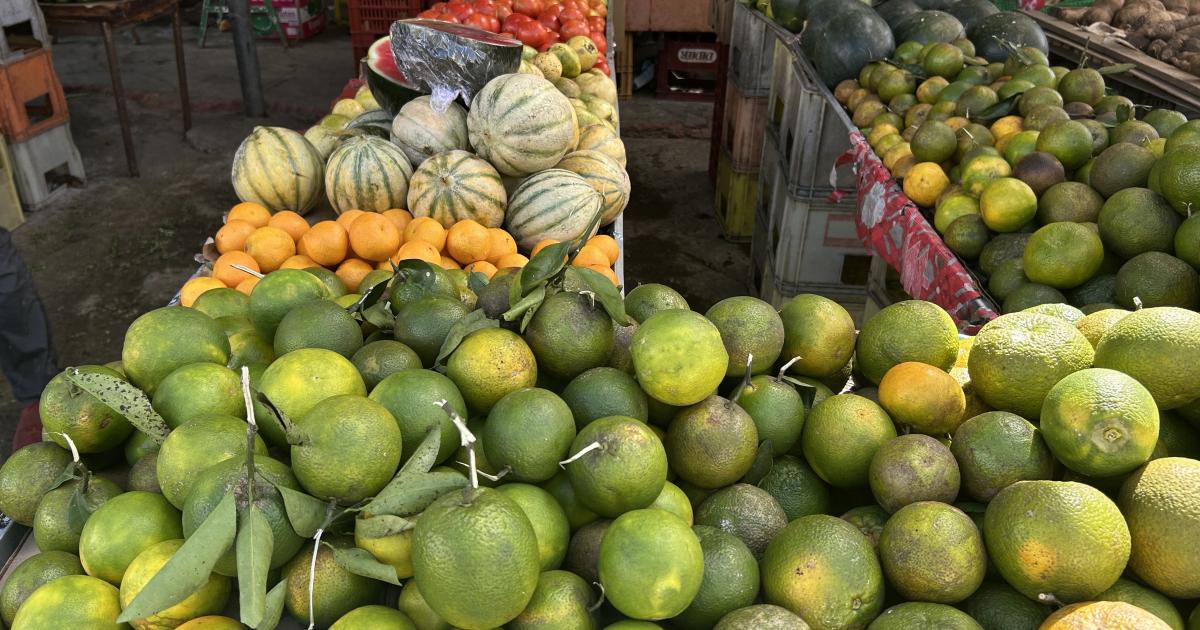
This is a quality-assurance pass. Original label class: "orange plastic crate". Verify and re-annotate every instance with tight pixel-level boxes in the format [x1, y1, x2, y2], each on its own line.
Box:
[0, 48, 69, 143]
[347, 0, 422, 36]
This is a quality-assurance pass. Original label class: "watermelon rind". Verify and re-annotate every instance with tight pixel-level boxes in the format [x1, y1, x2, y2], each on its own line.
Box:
[366, 36, 423, 117]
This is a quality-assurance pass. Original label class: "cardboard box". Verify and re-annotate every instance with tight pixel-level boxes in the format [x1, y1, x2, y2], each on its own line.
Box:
[626, 0, 712, 32]
[251, 0, 326, 40]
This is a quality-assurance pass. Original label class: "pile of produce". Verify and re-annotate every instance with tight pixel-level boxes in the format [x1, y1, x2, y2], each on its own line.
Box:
[414, 0, 611, 75]
[3, 245, 1200, 628]
[810, 0, 1200, 316]
[1057, 0, 1200, 76]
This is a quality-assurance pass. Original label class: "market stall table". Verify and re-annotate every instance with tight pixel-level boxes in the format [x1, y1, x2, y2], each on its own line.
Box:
[40, 0, 192, 177]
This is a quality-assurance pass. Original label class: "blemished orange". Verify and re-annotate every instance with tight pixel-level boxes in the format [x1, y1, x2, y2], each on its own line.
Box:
[214, 220, 257, 254]
[404, 217, 447, 251]
[244, 226, 296, 272]
[235, 276, 260, 295]
[495, 253, 529, 269]
[336, 259, 375, 291]
[486, 229, 517, 264]
[465, 260, 498, 279]
[279, 254, 318, 270]
[348, 213, 402, 262]
[446, 220, 492, 264]
[531, 239, 560, 256]
[382, 209, 414, 235]
[395, 240, 441, 265]
[212, 251, 261, 287]
[227, 202, 271, 228]
[299, 221, 349, 267]
[439, 256, 462, 270]
[180, 277, 226, 307]
[586, 264, 620, 286]
[587, 234, 620, 265]
[336, 209, 366, 232]
[571, 244, 609, 268]
[268, 210, 310, 241]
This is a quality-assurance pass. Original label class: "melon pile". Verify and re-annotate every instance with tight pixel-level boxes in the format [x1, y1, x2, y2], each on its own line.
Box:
[229, 55, 629, 259]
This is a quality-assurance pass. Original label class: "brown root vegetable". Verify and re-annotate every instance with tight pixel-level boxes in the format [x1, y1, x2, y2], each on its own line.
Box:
[1115, 0, 1165, 27]
[1137, 13, 1182, 39]
[1057, 6, 1092, 22]
[1163, 0, 1190, 12]
[1086, 0, 1128, 23]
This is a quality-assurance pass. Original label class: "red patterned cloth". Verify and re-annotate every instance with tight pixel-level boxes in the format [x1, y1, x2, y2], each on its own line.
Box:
[843, 130, 999, 334]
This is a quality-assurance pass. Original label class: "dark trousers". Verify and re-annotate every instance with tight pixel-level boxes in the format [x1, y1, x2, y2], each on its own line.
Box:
[0, 227, 58, 404]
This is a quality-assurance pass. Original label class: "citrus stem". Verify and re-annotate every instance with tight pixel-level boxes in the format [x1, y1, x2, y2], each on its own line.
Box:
[307, 527, 324, 630]
[437, 400, 479, 490]
[1133, 296, 1143, 310]
[777, 356, 802, 380]
[240, 366, 258, 504]
[231, 263, 265, 279]
[53, 432, 81, 464]
[729, 353, 755, 406]
[588, 582, 606, 613]
[1037, 592, 1064, 607]
[559, 441, 602, 468]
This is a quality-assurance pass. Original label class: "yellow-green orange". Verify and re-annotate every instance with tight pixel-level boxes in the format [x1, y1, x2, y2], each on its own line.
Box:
[649, 481, 694, 525]
[1038, 181, 1103, 224]
[869, 435, 960, 514]
[248, 268, 328, 338]
[777, 294, 856, 379]
[413, 487, 540, 629]
[878, 362, 967, 435]
[912, 121, 958, 163]
[1041, 368, 1159, 478]
[11, 575, 124, 630]
[282, 538, 384, 628]
[666, 395, 759, 489]
[561, 367, 649, 428]
[984, 480, 1130, 603]
[122, 306, 231, 395]
[259, 347, 367, 421]
[1155, 144, 1200, 215]
[33, 477, 122, 553]
[624, 284, 688, 323]
[951, 411, 1056, 502]
[1094, 578, 1186, 630]
[274, 298, 364, 358]
[967, 312, 1094, 419]
[447, 327, 537, 413]
[631, 309, 728, 406]
[1042, 601, 1173, 630]
[705, 296, 785, 377]
[1097, 187, 1181, 260]
[484, 388, 576, 482]
[564, 416, 667, 517]
[599, 509, 704, 620]
[734, 375, 806, 454]
[1037, 120, 1094, 170]
[673, 525, 760, 630]
[1119, 457, 1200, 598]
[355, 514, 416, 579]
[291, 394, 401, 504]
[507, 570, 594, 630]
[1175, 214, 1200, 269]
[713, 605, 809, 629]
[157, 413, 266, 508]
[1094, 307, 1200, 409]
[79, 491, 183, 585]
[980, 177, 1037, 232]
[39, 365, 133, 452]
[1023, 222, 1104, 289]
[879, 502, 985, 604]
[330, 606, 417, 630]
[903, 162, 950, 207]
[0, 442, 72, 526]
[694, 484, 787, 560]
[119, 539, 231, 630]
[0, 551, 85, 627]
[868, 602, 983, 629]
[1076, 309, 1128, 348]
[151, 362, 244, 429]
[855, 300, 959, 384]
[368, 368, 465, 465]
[497, 483, 571, 571]
[801, 394, 897, 488]
[524, 290, 614, 382]
[959, 581, 1051, 630]
[350, 339, 422, 390]
[1115, 252, 1199, 310]
[761, 515, 884, 629]
[934, 192, 979, 234]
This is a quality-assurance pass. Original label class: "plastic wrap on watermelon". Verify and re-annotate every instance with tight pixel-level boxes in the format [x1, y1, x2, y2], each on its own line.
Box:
[389, 19, 523, 112]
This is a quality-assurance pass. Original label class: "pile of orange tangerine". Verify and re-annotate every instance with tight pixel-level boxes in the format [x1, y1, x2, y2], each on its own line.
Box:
[180, 202, 622, 306]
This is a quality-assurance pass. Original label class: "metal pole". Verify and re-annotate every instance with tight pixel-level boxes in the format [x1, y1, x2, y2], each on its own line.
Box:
[228, 0, 266, 117]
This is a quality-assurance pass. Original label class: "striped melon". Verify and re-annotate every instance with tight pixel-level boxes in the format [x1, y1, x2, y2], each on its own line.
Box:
[554, 150, 630, 226]
[231, 126, 324, 215]
[467, 73, 578, 177]
[407, 150, 507, 228]
[324, 135, 413, 214]
[505, 169, 604, 251]
[390, 96, 470, 168]
[576, 124, 627, 168]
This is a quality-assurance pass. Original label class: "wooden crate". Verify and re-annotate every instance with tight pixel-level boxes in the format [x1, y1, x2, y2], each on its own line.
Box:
[722, 81, 768, 171]
[714, 147, 757, 242]
[616, 32, 634, 99]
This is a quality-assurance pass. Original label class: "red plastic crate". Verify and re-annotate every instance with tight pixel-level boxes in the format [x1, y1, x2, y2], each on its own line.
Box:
[348, 0, 422, 36]
[352, 30, 379, 66]
[656, 35, 721, 101]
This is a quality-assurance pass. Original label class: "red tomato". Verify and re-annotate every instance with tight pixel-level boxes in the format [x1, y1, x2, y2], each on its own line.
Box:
[494, 4, 511, 19]
[470, 0, 493, 12]
[512, 0, 543, 17]
[558, 6, 584, 21]
[543, 30, 560, 45]
[587, 15, 605, 32]
[446, 3, 474, 19]
[537, 9, 561, 31]
[429, 1, 449, 9]
[559, 18, 589, 39]
[464, 12, 492, 30]
[593, 60, 609, 76]
[417, 8, 444, 18]
[502, 11, 531, 31]
[589, 31, 606, 52]
[514, 20, 547, 48]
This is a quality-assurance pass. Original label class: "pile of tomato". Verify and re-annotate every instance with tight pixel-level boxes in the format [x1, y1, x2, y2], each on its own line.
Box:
[417, 0, 610, 73]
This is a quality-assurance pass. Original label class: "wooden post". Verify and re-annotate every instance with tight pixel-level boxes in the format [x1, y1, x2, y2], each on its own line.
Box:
[227, 0, 266, 117]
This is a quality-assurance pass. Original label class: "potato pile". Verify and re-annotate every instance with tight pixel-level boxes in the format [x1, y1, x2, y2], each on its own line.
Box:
[1058, 0, 1200, 75]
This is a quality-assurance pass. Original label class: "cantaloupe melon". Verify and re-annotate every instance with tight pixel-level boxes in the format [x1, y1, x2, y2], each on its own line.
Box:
[390, 96, 470, 168]
[554, 150, 630, 226]
[324, 135, 413, 214]
[407, 150, 507, 228]
[231, 126, 324, 215]
[467, 73, 578, 177]
[505, 169, 604, 251]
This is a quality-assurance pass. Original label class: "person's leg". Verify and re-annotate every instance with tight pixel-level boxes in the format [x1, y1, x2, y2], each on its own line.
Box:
[0, 227, 59, 450]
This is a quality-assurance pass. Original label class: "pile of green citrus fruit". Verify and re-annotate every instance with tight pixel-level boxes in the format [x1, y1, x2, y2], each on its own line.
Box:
[0, 244, 1197, 630]
[840, 36, 1200, 317]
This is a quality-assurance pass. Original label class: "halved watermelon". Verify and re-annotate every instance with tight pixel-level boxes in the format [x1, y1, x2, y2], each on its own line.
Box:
[366, 35, 422, 116]
[389, 19, 523, 109]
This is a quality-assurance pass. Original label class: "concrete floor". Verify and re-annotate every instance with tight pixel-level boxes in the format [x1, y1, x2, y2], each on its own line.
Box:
[0, 19, 750, 451]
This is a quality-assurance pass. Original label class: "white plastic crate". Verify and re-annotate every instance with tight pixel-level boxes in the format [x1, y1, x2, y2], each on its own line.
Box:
[728, 3, 793, 98]
[0, 0, 48, 62]
[770, 49, 856, 193]
[9, 121, 85, 210]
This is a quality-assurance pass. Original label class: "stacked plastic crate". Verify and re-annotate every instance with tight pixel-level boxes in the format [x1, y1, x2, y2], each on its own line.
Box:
[750, 40, 889, 324]
[711, 3, 787, 242]
[0, 0, 84, 217]
[348, 0, 423, 66]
